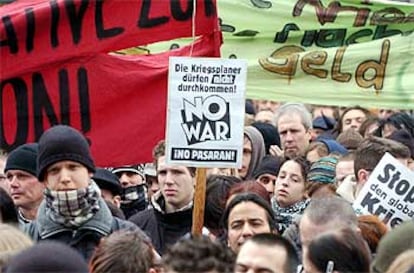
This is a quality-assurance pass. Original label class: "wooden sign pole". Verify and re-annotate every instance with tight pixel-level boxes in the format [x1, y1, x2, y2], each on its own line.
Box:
[191, 167, 207, 236]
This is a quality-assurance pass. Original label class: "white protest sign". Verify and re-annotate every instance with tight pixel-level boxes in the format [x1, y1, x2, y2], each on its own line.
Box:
[165, 57, 247, 168]
[353, 152, 414, 228]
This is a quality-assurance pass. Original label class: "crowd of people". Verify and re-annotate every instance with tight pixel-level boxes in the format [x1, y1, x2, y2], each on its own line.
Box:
[0, 100, 413, 273]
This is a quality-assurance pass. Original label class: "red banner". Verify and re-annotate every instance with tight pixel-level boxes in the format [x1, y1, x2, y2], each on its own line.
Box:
[0, 0, 221, 166]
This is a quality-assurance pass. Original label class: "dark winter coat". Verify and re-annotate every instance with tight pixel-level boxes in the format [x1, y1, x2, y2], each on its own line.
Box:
[23, 198, 137, 261]
[129, 193, 193, 255]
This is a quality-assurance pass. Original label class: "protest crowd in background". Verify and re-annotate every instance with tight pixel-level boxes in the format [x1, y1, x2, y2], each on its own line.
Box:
[1, 0, 414, 272]
[1, 99, 414, 273]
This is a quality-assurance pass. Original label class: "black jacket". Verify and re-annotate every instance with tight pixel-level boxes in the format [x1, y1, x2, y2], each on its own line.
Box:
[129, 193, 193, 255]
[24, 198, 138, 261]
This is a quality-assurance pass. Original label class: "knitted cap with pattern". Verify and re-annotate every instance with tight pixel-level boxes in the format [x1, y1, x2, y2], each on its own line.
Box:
[307, 156, 339, 184]
[111, 164, 145, 179]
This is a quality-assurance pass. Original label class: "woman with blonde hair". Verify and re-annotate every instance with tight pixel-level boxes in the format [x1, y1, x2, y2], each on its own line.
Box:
[0, 224, 33, 270]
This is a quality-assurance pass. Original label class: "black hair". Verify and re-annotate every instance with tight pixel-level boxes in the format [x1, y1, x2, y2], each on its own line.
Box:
[248, 233, 299, 273]
[204, 175, 241, 234]
[307, 228, 370, 273]
[375, 112, 414, 138]
[221, 192, 276, 232]
[0, 187, 18, 224]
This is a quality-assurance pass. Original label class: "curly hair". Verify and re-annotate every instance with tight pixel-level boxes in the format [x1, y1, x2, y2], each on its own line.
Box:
[162, 236, 235, 273]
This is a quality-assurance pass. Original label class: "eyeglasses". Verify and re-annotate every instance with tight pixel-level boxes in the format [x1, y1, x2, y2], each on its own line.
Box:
[297, 261, 335, 273]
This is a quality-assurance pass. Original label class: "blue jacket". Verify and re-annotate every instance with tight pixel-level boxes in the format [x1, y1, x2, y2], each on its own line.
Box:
[23, 198, 137, 261]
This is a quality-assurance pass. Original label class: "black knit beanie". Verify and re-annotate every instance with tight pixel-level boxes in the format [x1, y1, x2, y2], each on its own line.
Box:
[253, 155, 283, 179]
[4, 143, 38, 177]
[93, 168, 122, 196]
[37, 125, 95, 181]
[5, 241, 88, 273]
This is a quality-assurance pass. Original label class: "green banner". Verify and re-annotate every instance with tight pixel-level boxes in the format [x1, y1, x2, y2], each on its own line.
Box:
[150, 0, 414, 109]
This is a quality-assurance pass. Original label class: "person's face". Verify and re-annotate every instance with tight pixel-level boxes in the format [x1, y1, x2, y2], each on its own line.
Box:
[306, 149, 321, 164]
[382, 123, 397, 137]
[100, 188, 121, 207]
[235, 241, 287, 273]
[227, 201, 272, 253]
[0, 157, 8, 193]
[335, 160, 354, 185]
[44, 160, 91, 190]
[408, 159, 414, 171]
[256, 174, 277, 197]
[277, 113, 311, 159]
[6, 169, 45, 209]
[378, 109, 397, 120]
[341, 109, 366, 132]
[146, 175, 159, 199]
[239, 136, 252, 179]
[256, 100, 280, 113]
[157, 156, 194, 211]
[117, 171, 144, 188]
[254, 110, 275, 125]
[275, 160, 306, 207]
[310, 128, 325, 142]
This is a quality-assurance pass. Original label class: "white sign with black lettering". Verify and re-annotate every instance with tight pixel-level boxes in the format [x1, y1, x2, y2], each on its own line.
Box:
[353, 153, 414, 228]
[165, 57, 247, 168]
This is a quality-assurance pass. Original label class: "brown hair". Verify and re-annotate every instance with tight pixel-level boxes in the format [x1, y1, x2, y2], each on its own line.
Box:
[227, 180, 270, 204]
[306, 141, 329, 158]
[336, 106, 372, 134]
[306, 182, 337, 198]
[89, 230, 155, 273]
[358, 214, 388, 254]
[152, 140, 196, 176]
[354, 136, 411, 177]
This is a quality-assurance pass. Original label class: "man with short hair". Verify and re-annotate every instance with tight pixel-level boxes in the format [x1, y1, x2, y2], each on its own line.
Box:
[93, 168, 122, 208]
[273, 103, 312, 159]
[354, 136, 411, 198]
[129, 140, 195, 255]
[144, 163, 159, 201]
[111, 164, 148, 218]
[163, 236, 235, 273]
[299, 196, 359, 261]
[235, 233, 299, 273]
[24, 125, 137, 260]
[4, 143, 45, 224]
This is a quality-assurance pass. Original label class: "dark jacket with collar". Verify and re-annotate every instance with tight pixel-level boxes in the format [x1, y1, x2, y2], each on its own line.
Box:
[129, 193, 193, 255]
[23, 198, 137, 261]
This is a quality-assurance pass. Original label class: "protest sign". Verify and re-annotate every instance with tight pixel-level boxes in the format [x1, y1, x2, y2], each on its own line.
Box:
[353, 152, 414, 228]
[149, 0, 414, 109]
[1, 0, 221, 166]
[165, 57, 247, 168]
